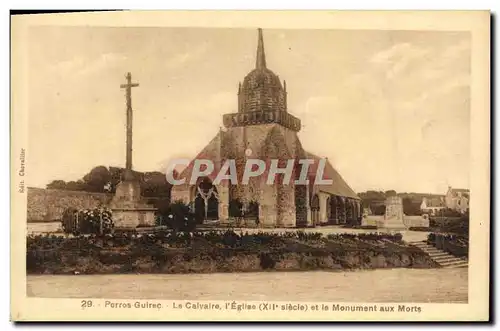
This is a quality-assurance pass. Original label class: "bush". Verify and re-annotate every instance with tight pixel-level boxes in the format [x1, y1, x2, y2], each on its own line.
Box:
[326, 232, 403, 243]
[61, 207, 79, 234]
[79, 208, 114, 235]
[296, 231, 322, 241]
[409, 227, 430, 232]
[228, 200, 243, 218]
[157, 200, 197, 232]
[340, 224, 377, 230]
[429, 216, 469, 236]
[246, 201, 259, 219]
[62, 207, 114, 235]
[427, 232, 468, 257]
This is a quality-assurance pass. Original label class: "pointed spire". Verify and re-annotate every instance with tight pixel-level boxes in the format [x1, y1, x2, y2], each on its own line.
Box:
[256, 28, 267, 70]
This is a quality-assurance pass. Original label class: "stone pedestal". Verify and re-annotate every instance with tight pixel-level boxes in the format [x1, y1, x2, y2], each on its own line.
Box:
[382, 196, 406, 230]
[110, 179, 157, 228]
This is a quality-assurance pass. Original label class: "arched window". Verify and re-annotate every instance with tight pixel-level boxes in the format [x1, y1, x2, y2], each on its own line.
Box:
[194, 177, 219, 222]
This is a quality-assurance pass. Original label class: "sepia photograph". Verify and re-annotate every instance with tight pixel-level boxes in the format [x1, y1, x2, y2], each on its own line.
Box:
[10, 10, 490, 321]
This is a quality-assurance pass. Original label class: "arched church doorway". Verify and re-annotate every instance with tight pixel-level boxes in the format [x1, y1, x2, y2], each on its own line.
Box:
[311, 194, 320, 226]
[193, 177, 219, 223]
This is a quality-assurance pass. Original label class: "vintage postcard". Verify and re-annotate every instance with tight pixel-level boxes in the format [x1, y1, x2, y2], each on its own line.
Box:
[11, 10, 490, 321]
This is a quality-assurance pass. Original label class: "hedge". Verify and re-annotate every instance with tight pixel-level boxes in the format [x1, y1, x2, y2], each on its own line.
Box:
[26, 230, 435, 274]
[427, 233, 468, 257]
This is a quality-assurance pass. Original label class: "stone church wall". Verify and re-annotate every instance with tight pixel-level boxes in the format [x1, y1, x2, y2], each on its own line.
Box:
[258, 181, 278, 227]
[276, 184, 296, 227]
[318, 192, 330, 224]
[294, 184, 308, 227]
[170, 184, 191, 205]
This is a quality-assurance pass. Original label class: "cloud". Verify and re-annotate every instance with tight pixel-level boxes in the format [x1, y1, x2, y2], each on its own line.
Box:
[370, 43, 413, 64]
[442, 38, 471, 59]
[48, 52, 128, 78]
[302, 96, 338, 116]
[49, 57, 85, 75]
[74, 53, 128, 76]
[370, 42, 431, 80]
[207, 91, 235, 111]
[401, 72, 470, 110]
[165, 42, 209, 70]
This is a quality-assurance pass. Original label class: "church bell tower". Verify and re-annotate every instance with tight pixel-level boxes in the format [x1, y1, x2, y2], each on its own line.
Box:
[224, 28, 301, 132]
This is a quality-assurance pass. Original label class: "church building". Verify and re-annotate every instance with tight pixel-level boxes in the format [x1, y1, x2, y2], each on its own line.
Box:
[171, 29, 361, 228]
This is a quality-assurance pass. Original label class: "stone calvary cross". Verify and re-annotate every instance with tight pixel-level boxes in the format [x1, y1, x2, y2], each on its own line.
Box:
[120, 72, 139, 181]
[111, 72, 156, 230]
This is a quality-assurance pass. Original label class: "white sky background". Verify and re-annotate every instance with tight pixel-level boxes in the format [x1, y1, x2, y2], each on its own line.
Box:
[27, 27, 470, 194]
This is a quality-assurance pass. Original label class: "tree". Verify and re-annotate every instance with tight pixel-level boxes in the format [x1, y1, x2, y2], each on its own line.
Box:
[142, 171, 172, 197]
[385, 190, 397, 197]
[372, 205, 386, 216]
[402, 197, 422, 215]
[108, 167, 124, 193]
[65, 180, 88, 191]
[44, 165, 175, 197]
[83, 166, 111, 192]
[46, 180, 67, 190]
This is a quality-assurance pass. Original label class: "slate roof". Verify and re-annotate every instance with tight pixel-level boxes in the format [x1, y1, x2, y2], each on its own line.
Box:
[305, 152, 359, 199]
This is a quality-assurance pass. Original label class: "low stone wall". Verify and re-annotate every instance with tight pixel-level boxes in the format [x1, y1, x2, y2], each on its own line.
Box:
[362, 216, 384, 227]
[362, 215, 429, 229]
[27, 187, 113, 222]
[404, 216, 429, 228]
[27, 221, 62, 234]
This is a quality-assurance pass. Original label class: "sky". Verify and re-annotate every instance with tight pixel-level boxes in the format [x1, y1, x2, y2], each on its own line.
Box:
[27, 27, 470, 194]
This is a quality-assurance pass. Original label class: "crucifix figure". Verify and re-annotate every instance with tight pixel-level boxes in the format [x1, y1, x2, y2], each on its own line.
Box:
[120, 72, 139, 181]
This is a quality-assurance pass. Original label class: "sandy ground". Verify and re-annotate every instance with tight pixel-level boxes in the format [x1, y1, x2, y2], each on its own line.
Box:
[27, 268, 467, 303]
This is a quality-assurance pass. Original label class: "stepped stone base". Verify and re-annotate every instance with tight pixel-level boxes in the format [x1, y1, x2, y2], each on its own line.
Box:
[377, 217, 407, 230]
[111, 208, 156, 228]
[110, 180, 157, 228]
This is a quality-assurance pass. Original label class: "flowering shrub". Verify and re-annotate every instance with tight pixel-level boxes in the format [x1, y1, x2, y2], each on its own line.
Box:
[81, 207, 113, 234]
[27, 230, 407, 254]
[296, 231, 322, 241]
[326, 232, 403, 242]
[61, 207, 113, 235]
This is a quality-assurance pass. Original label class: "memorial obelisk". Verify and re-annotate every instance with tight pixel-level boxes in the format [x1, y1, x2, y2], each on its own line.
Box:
[110, 72, 156, 228]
